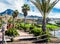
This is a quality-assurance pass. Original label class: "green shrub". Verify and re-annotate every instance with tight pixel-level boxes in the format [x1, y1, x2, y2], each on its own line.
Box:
[20, 23, 32, 30]
[30, 24, 37, 30]
[30, 27, 42, 36]
[20, 23, 25, 28]
[0, 24, 2, 28]
[15, 23, 21, 30]
[5, 28, 19, 37]
[46, 30, 51, 41]
[23, 24, 32, 31]
[8, 19, 12, 23]
[25, 24, 31, 29]
[30, 26, 34, 29]
[42, 29, 51, 41]
[30, 27, 51, 41]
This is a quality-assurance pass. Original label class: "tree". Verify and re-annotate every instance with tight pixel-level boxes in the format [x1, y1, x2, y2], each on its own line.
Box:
[22, 4, 30, 23]
[31, 0, 59, 32]
[12, 10, 19, 28]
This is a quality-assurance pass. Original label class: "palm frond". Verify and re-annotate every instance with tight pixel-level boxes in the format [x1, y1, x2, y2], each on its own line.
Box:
[47, 0, 59, 13]
[22, 4, 30, 11]
[45, 0, 50, 13]
[30, 0, 59, 15]
[48, 0, 50, 4]
[30, 0, 43, 14]
[36, 0, 41, 5]
[41, 0, 47, 12]
[12, 10, 19, 18]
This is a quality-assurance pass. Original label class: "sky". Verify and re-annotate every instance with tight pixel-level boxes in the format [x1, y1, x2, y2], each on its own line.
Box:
[0, 0, 60, 18]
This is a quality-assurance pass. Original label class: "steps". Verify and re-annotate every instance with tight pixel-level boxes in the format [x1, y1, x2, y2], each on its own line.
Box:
[14, 35, 36, 41]
[0, 35, 11, 42]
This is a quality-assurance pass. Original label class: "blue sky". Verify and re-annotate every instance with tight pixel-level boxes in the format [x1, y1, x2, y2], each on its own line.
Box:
[0, 0, 60, 18]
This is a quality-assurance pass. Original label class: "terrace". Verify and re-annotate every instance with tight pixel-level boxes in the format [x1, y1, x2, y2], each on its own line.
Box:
[0, 0, 60, 44]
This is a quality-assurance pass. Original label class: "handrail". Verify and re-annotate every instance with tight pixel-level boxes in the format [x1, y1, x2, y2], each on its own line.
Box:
[36, 34, 48, 39]
[36, 34, 47, 38]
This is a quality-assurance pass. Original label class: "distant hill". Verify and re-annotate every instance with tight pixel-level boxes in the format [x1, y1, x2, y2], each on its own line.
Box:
[0, 9, 14, 16]
[0, 9, 42, 19]
[27, 15, 42, 19]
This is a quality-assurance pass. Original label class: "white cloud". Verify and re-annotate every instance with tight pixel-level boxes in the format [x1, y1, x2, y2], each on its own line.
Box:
[27, 11, 60, 18]
[0, 2, 15, 12]
[6, 0, 14, 4]
[0, 2, 7, 12]
[14, 0, 24, 13]
[28, 11, 42, 16]
[0, 0, 24, 12]
[54, 1, 60, 8]
[48, 12, 60, 18]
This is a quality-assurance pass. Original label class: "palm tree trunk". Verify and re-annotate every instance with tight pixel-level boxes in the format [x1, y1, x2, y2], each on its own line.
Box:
[13, 18, 15, 28]
[42, 13, 48, 42]
[24, 16, 26, 24]
[42, 13, 46, 32]
[24, 16, 26, 32]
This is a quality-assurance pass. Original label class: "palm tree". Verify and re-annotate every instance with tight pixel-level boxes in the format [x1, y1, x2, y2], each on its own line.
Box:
[12, 10, 19, 28]
[22, 4, 30, 23]
[31, 0, 59, 32]
[9, 10, 19, 41]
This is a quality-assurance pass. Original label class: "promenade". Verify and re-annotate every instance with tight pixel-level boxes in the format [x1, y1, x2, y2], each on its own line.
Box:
[0, 29, 35, 44]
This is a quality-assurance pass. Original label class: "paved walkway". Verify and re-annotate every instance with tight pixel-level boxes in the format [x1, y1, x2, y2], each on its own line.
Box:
[0, 29, 35, 41]
[1, 29, 60, 44]
[50, 37, 60, 43]
[14, 30, 35, 40]
[17, 30, 33, 36]
[0, 29, 35, 44]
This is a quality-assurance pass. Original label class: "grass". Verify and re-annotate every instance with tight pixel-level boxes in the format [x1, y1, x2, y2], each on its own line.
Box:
[38, 23, 60, 30]
[46, 24, 60, 30]
[5, 22, 60, 31]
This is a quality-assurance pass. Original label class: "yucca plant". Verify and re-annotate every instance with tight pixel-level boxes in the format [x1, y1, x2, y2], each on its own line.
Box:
[12, 10, 19, 28]
[5, 28, 19, 42]
[31, 0, 59, 32]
